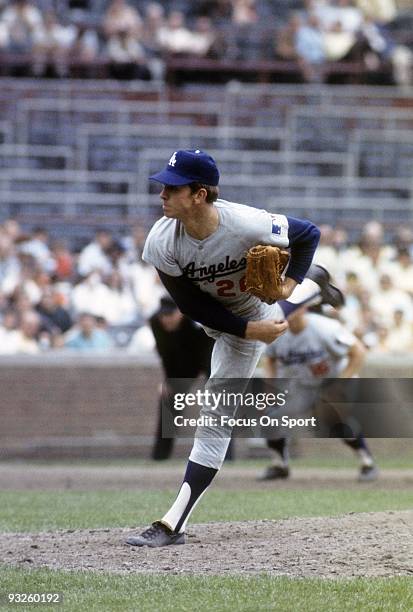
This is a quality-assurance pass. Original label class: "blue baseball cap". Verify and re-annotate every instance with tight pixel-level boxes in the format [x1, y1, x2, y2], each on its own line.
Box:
[149, 149, 220, 186]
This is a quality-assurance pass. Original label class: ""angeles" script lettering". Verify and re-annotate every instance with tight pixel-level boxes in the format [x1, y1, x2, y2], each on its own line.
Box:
[183, 256, 247, 282]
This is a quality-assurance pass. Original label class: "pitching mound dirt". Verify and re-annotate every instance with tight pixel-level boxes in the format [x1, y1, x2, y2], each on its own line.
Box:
[1, 511, 412, 578]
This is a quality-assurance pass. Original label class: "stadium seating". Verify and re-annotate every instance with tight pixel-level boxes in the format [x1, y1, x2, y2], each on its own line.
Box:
[0, 79, 412, 238]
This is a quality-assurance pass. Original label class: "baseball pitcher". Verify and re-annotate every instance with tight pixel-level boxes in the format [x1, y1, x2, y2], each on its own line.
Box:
[126, 149, 342, 547]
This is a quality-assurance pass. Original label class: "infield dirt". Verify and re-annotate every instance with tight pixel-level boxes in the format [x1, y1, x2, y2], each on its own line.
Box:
[0, 511, 412, 577]
[0, 463, 413, 578]
[1, 464, 412, 578]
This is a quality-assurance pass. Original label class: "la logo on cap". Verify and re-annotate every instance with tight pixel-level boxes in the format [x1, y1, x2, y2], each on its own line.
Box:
[150, 148, 219, 186]
[168, 152, 177, 167]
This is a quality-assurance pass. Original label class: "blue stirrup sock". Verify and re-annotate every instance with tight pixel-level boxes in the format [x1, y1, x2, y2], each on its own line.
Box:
[343, 435, 374, 466]
[161, 460, 218, 533]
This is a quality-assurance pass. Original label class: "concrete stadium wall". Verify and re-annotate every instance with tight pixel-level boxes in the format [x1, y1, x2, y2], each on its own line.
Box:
[0, 353, 412, 460]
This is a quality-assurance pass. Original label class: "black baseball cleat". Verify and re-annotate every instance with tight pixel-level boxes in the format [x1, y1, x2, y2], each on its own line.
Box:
[258, 465, 290, 481]
[306, 264, 345, 308]
[125, 521, 185, 547]
[358, 465, 379, 482]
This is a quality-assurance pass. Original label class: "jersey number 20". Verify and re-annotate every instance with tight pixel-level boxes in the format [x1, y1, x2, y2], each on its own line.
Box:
[216, 276, 247, 297]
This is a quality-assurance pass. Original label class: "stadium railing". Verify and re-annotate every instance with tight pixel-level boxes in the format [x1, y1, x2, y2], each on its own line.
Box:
[1, 80, 413, 233]
[0, 144, 74, 170]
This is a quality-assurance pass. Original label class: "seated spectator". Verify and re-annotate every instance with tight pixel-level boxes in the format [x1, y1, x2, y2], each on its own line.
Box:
[71, 271, 111, 319]
[296, 14, 326, 68]
[32, 10, 76, 77]
[393, 226, 413, 258]
[12, 256, 44, 305]
[191, 17, 218, 57]
[101, 270, 140, 326]
[64, 312, 113, 351]
[0, 309, 19, 354]
[275, 14, 301, 62]
[2, 218, 22, 242]
[382, 309, 413, 352]
[77, 229, 113, 277]
[140, 2, 165, 78]
[8, 310, 41, 354]
[344, 221, 393, 291]
[50, 240, 74, 281]
[103, 0, 143, 38]
[231, 0, 258, 25]
[323, 20, 360, 63]
[275, 13, 326, 81]
[19, 227, 56, 274]
[391, 248, 413, 297]
[69, 22, 100, 77]
[334, 0, 364, 32]
[1, 0, 44, 76]
[370, 273, 412, 326]
[141, 2, 165, 54]
[309, 0, 363, 33]
[359, 220, 388, 251]
[106, 28, 151, 80]
[157, 11, 194, 55]
[36, 287, 73, 333]
[106, 240, 129, 276]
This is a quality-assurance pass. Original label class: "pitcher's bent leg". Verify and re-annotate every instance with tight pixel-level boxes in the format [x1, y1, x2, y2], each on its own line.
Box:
[189, 333, 265, 469]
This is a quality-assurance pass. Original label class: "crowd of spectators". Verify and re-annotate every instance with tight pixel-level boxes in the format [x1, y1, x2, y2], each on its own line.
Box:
[276, 0, 412, 84]
[0, 219, 164, 354]
[0, 217, 412, 356]
[314, 220, 413, 352]
[0, 0, 411, 84]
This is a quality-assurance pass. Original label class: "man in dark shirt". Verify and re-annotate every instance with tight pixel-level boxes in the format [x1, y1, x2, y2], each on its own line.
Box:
[150, 296, 214, 460]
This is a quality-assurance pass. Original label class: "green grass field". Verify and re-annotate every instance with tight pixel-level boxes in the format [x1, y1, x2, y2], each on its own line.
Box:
[1, 488, 413, 532]
[22, 453, 413, 470]
[1, 569, 412, 612]
[1, 459, 412, 611]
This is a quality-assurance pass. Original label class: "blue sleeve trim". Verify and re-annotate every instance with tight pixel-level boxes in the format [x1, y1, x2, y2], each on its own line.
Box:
[157, 270, 248, 338]
[286, 217, 321, 283]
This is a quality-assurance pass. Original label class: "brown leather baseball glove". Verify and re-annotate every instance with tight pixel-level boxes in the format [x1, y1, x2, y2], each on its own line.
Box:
[245, 245, 290, 304]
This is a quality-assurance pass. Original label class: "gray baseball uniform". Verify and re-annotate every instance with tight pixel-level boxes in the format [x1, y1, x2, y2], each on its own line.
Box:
[143, 199, 290, 318]
[144, 199, 320, 468]
[266, 312, 357, 415]
[126, 150, 322, 543]
[266, 313, 356, 380]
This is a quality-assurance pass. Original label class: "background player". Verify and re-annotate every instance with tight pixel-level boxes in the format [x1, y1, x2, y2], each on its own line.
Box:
[260, 305, 378, 482]
[148, 296, 215, 461]
[126, 149, 341, 547]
